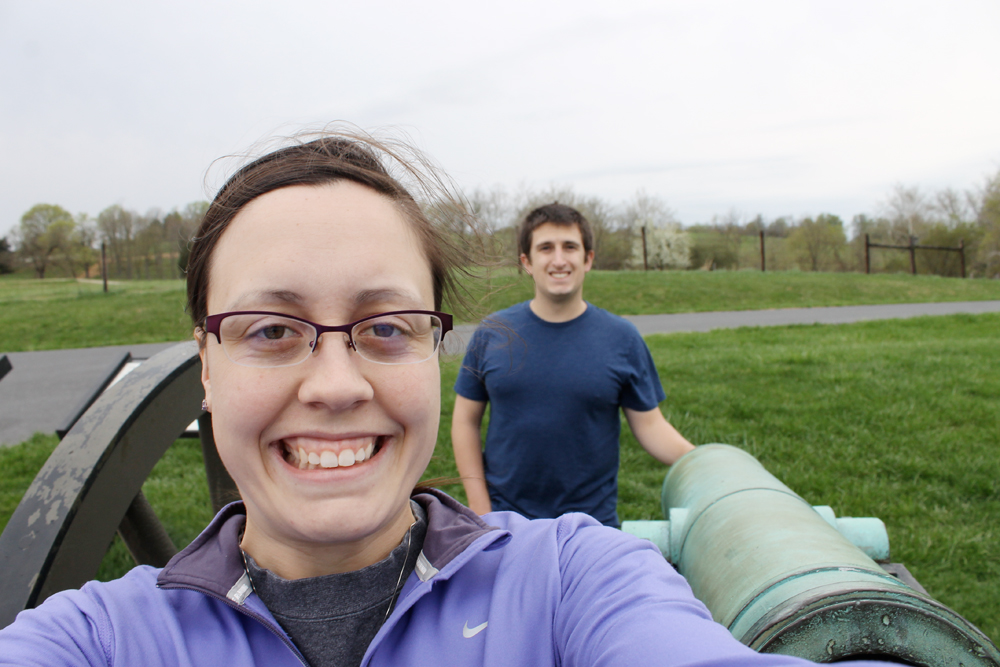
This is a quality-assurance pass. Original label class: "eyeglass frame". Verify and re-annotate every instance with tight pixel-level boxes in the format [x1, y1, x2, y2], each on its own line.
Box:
[202, 309, 454, 367]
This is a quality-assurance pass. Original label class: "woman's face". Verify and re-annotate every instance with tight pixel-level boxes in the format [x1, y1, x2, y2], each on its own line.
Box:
[199, 181, 440, 576]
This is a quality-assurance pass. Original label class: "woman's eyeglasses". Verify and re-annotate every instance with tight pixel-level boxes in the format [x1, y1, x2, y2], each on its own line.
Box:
[203, 310, 453, 368]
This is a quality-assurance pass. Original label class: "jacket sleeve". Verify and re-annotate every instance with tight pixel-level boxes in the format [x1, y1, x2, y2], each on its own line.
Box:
[552, 519, 883, 667]
[0, 587, 114, 667]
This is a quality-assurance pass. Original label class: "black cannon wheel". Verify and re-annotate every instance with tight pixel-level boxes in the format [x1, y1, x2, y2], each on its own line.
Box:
[0, 342, 236, 628]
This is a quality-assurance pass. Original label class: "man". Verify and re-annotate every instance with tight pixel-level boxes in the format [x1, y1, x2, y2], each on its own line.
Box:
[452, 203, 694, 527]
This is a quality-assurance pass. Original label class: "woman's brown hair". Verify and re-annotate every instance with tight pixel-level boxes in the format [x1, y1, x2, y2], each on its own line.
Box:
[186, 130, 482, 331]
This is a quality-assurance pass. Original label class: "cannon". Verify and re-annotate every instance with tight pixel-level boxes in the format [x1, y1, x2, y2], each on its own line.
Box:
[622, 444, 1000, 666]
[0, 342, 238, 628]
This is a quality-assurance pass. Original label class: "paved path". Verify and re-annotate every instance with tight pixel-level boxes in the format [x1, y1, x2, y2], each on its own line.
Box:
[622, 300, 1000, 335]
[0, 342, 182, 447]
[3, 300, 999, 447]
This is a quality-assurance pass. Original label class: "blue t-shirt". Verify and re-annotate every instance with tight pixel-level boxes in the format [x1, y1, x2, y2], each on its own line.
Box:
[454, 302, 666, 526]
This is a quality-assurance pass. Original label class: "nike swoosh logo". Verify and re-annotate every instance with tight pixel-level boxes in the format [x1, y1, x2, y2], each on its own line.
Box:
[462, 620, 488, 638]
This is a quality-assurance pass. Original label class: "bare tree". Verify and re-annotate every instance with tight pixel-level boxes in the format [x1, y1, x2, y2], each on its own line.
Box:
[97, 205, 139, 279]
[468, 186, 516, 232]
[880, 185, 934, 242]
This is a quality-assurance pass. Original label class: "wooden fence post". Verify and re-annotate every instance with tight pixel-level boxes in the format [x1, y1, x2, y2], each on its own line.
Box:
[759, 230, 765, 272]
[909, 236, 917, 275]
[101, 243, 108, 293]
[641, 226, 648, 271]
[865, 234, 870, 274]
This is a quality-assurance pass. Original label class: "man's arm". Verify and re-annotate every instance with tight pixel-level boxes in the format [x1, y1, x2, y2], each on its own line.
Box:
[451, 395, 493, 514]
[623, 407, 695, 465]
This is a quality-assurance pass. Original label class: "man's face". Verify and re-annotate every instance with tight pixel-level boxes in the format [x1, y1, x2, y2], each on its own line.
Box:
[519, 222, 594, 304]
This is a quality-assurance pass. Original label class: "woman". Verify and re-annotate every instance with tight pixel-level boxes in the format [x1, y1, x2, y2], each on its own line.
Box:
[0, 133, 876, 667]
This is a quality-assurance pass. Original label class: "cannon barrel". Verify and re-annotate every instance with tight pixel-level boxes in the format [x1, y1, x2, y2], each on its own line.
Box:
[623, 444, 999, 666]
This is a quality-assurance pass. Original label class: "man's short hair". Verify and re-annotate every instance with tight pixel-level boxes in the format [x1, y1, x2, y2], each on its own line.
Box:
[517, 203, 595, 258]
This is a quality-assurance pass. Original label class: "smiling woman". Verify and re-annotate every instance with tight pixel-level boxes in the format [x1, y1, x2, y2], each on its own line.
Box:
[0, 131, 898, 667]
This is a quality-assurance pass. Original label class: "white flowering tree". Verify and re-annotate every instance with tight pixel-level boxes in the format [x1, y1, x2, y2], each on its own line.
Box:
[622, 191, 691, 270]
[629, 223, 691, 270]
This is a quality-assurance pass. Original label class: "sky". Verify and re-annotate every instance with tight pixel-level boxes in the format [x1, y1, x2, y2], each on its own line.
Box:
[2, 0, 999, 238]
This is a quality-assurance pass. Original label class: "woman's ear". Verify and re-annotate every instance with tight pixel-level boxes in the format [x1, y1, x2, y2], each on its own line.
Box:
[196, 329, 212, 411]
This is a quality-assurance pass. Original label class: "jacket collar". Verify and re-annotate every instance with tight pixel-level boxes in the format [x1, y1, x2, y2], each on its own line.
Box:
[156, 489, 506, 598]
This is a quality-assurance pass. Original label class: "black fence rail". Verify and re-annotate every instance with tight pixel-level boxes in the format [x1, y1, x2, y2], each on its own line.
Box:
[865, 233, 966, 277]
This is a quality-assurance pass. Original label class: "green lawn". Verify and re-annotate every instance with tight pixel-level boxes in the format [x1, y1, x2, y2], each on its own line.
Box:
[1, 274, 997, 644]
[0, 278, 191, 351]
[468, 268, 1000, 318]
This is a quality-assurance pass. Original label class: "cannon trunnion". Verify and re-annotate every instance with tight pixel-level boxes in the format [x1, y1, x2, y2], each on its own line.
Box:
[623, 444, 999, 666]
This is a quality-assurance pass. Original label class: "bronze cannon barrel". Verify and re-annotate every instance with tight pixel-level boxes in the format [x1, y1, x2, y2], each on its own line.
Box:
[624, 444, 998, 666]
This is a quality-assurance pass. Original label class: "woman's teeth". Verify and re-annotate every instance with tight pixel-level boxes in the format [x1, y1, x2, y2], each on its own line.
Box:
[284, 438, 377, 470]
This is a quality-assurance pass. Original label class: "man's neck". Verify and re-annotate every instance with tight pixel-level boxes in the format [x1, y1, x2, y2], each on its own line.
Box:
[528, 293, 588, 323]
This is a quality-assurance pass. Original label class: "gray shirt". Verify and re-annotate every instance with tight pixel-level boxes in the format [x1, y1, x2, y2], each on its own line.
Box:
[245, 502, 428, 667]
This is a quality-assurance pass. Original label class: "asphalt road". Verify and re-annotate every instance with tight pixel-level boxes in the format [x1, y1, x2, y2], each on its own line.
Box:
[2, 300, 999, 447]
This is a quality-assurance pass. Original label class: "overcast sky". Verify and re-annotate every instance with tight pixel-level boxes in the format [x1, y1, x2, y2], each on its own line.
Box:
[2, 0, 999, 238]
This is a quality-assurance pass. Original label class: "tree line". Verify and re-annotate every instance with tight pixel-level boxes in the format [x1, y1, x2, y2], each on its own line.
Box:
[3, 167, 999, 280]
[1, 202, 208, 280]
[464, 169, 1000, 279]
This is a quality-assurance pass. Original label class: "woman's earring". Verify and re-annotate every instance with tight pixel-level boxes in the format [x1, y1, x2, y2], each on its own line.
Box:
[202, 399, 209, 412]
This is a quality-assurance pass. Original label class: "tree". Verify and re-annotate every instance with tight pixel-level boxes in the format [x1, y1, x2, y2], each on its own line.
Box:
[0, 237, 16, 274]
[745, 214, 766, 235]
[14, 204, 75, 278]
[766, 217, 791, 238]
[166, 201, 209, 275]
[880, 185, 934, 243]
[468, 186, 516, 232]
[973, 169, 1000, 278]
[628, 224, 691, 270]
[97, 205, 139, 279]
[620, 190, 676, 230]
[620, 190, 689, 270]
[61, 214, 99, 279]
[787, 214, 847, 272]
[688, 210, 745, 270]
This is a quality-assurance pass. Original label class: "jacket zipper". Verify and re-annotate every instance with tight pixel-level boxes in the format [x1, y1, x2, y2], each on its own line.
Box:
[158, 583, 309, 667]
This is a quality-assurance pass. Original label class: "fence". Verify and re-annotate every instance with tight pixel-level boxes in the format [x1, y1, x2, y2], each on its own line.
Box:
[864, 234, 966, 278]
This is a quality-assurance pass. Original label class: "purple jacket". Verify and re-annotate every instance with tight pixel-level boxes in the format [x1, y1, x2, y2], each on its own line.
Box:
[0, 490, 847, 666]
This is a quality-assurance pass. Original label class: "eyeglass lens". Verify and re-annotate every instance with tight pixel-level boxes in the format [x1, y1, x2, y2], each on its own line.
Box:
[217, 312, 444, 367]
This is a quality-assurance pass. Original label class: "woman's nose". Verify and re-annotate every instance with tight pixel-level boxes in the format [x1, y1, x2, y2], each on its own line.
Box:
[296, 333, 375, 409]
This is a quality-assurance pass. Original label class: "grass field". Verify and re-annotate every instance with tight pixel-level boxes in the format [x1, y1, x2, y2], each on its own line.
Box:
[461, 268, 1000, 319]
[3, 270, 1000, 352]
[1, 310, 996, 643]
